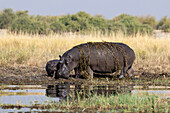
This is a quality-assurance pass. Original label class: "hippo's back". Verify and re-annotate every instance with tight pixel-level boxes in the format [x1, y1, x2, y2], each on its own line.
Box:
[75, 42, 135, 73]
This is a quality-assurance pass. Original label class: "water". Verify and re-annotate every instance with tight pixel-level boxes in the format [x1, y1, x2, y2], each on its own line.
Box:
[0, 84, 169, 112]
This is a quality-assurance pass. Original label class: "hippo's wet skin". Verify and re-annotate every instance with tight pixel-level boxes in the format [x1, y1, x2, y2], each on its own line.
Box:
[57, 42, 135, 79]
[46, 59, 59, 77]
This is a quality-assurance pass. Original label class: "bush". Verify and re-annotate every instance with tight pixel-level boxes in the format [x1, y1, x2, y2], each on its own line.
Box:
[156, 16, 170, 32]
[58, 12, 91, 32]
[10, 15, 48, 34]
[50, 21, 66, 33]
[73, 12, 91, 32]
[108, 20, 126, 34]
[0, 8, 155, 35]
[10, 17, 32, 33]
[138, 15, 156, 29]
[110, 14, 153, 35]
[89, 16, 108, 33]
[0, 8, 16, 29]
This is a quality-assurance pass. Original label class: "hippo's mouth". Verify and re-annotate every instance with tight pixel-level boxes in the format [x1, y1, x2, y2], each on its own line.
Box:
[56, 70, 70, 79]
[62, 74, 70, 79]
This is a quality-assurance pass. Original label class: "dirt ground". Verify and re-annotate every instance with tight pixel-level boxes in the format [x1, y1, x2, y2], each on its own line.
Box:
[0, 64, 169, 85]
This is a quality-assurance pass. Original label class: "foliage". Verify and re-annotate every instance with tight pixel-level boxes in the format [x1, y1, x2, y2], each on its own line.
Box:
[10, 14, 48, 34]
[110, 14, 153, 35]
[89, 16, 108, 33]
[58, 12, 91, 32]
[0, 8, 16, 29]
[50, 21, 66, 33]
[156, 16, 170, 32]
[138, 15, 157, 29]
[0, 8, 169, 35]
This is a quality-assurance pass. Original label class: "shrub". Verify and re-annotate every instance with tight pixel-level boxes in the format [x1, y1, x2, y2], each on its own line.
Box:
[10, 16, 48, 34]
[89, 16, 108, 33]
[50, 21, 66, 33]
[0, 9, 155, 35]
[110, 14, 153, 35]
[0, 8, 16, 29]
[108, 20, 126, 34]
[156, 16, 170, 32]
[138, 15, 156, 29]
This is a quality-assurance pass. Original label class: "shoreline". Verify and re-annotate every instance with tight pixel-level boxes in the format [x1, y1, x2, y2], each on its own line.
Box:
[0, 65, 169, 86]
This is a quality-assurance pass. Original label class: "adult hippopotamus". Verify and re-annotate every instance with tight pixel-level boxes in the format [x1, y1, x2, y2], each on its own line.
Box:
[56, 42, 135, 79]
[46, 59, 59, 77]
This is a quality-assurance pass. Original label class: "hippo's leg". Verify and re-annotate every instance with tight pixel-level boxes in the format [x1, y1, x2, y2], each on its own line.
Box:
[87, 66, 93, 79]
[53, 71, 56, 78]
[74, 67, 81, 78]
[119, 67, 126, 78]
[127, 66, 134, 77]
[119, 69, 125, 78]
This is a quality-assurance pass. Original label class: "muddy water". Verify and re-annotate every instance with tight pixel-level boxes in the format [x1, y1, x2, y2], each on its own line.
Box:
[0, 84, 169, 112]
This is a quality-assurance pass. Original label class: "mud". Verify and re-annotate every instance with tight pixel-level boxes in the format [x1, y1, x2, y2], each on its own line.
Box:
[0, 65, 169, 85]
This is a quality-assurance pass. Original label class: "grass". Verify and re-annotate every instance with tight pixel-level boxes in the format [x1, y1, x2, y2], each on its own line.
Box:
[48, 92, 167, 112]
[0, 32, 169, 112]
[63, 92, 169, 112]
[0, 32, 170, 74]
[0, 92, 169, 112]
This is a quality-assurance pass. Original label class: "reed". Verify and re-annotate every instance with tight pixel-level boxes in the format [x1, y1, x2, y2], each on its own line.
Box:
[0, 32, 170, 73]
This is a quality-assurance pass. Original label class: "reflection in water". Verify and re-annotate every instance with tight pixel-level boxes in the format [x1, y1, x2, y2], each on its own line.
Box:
[46, 83, 133, 101]
[46, 83, 170, 101]
[0, 84, 169, 112]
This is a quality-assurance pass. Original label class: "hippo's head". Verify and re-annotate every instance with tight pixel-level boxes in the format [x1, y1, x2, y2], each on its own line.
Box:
[48, 61, 58, 71]
[56, 55, 77, 79]
[46, 60, 59, 77]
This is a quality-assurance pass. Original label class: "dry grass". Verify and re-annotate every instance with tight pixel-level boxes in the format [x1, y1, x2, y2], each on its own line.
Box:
[0, 33, 170, 74]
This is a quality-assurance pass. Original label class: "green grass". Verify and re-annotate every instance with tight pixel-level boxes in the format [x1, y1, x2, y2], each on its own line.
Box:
[0, 91, 168, 112]
[58, 92, 169, 112]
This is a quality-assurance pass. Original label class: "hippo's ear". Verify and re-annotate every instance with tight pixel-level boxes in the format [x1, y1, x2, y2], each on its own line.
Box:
[59, 55, 64, 63]
[59, 55, 62, 59]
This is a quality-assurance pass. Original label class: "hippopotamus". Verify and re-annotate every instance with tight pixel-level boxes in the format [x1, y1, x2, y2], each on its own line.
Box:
[46, 59, 59, 77]
[56, 42, 135, 79]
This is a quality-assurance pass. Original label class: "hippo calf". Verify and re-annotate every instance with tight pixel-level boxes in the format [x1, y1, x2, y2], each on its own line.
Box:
[46, 59, 59, 77]
[57, 42, 135, 79]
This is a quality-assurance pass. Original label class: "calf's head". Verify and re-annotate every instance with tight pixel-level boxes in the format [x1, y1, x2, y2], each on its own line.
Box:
[48, 61, 58, 71]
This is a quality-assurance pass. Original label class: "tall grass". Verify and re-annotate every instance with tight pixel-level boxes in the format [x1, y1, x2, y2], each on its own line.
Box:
[0, 33, 170, 73]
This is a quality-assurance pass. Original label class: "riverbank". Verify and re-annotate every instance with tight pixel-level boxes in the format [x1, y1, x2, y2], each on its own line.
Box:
[0, 33, 169, 85]
[0, 65, 169, 86]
